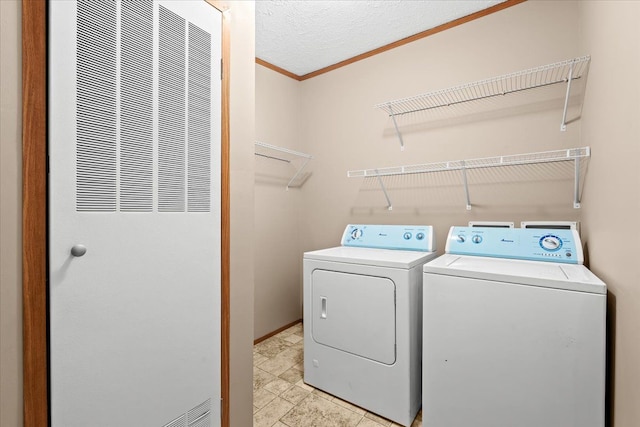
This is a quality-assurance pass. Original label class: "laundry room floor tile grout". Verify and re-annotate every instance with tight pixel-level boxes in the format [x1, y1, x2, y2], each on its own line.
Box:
[253, 322, 422, 427]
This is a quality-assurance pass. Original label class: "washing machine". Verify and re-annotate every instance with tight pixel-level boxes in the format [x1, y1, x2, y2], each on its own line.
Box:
[423, 226, 606, 427]
[304, 224, 437, 426]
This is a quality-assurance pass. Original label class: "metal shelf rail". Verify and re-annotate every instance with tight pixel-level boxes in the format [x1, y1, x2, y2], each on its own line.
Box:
[254, 141, 312, 189]
[347, 147, 590, 211]
[376, 56, 591, 149]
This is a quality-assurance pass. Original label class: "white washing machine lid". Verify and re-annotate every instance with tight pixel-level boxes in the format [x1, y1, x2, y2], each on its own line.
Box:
[304, 246, 438, 269]
[424, 254, 606, 294]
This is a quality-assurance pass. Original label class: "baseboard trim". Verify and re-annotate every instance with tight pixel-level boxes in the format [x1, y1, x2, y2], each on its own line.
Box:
[254, 319, 302, 345]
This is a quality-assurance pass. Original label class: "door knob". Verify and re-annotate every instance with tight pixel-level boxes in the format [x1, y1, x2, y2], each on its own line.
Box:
[70, 244, 87, 257]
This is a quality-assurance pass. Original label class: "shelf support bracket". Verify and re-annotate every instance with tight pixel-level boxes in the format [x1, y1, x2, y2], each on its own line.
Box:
[286, 157, 311, 190]
[375, 170, 393, 211]
[461, 161, 472, 210]
[388, 104, 405, 151]
[573, 155, 581, 208]
[560, 61, 575, 132]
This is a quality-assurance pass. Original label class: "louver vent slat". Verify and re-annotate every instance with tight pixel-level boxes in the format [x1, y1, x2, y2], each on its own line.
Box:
[76, 0, 117, 212]
[120, 0, 153, 212]
[163, 414, 187, 427]
[187, 23, 212, 213]
[189, 413, 211, 427]
[158, 6, 186, 212]
[187, 399, 211, 424]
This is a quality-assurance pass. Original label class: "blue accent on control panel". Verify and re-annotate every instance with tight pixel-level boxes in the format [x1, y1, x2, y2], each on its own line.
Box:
[341, 224, 435, 252]
[446, 226, 581, 264]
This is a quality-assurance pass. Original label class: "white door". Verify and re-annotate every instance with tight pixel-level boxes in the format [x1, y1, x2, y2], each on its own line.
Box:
[49, 1, 222, 426]
[311, 270, 396, 364]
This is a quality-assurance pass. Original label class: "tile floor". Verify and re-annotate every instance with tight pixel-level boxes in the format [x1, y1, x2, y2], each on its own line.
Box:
[253, 322, 422, 427]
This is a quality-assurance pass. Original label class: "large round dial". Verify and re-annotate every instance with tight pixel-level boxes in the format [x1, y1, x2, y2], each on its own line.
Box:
[539, 234, 562, 251]
[351, 228, 363, 239]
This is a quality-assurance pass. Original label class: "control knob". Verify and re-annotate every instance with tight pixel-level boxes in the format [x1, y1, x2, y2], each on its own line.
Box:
[540, 235, 562, 251]
[351, 228, 363, 239]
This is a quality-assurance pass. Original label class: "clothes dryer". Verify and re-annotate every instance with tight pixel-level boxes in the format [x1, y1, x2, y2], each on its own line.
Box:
[304, 224, 437, 426]
[423, 226, 606, 427]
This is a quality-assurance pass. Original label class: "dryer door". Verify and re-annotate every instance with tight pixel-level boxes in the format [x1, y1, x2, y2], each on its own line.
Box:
[311, 269, 396, 364]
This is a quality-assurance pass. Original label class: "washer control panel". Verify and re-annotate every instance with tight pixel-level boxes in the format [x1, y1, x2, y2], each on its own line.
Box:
[342, 224, 435, 252]
[445, 226, 582, 264]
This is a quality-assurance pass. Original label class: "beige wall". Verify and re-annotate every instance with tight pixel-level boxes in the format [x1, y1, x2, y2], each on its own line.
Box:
[225, 1, 256, 425]
[579, 2, 640, 427]
[254, 65, 303, 339]
[1, 0, 23, 425]
[0, 0, 256, 425]
[298, 0, 582, 253]
[254, 1, 639, 426]
[255, 0, 586, 339]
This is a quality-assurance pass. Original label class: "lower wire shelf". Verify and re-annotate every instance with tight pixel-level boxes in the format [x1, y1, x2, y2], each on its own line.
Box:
[347, 147, 590, 210]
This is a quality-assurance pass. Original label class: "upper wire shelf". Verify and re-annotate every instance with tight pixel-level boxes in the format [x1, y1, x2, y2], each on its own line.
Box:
[347, 147, 590, 210]
[254, 141, 312, 189]
[376, 56, 591, 149]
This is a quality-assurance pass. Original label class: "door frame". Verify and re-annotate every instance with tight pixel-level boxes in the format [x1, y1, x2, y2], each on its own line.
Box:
[21, 1, 231, 425]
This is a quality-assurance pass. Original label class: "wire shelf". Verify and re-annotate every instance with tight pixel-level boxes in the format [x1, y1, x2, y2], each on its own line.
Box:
[375, 56, 590, 148]
[255, 141, 312, 189]
[347, 147, 590, 210]
[376, 56, 590, 116]
[348, 147, 589, 178]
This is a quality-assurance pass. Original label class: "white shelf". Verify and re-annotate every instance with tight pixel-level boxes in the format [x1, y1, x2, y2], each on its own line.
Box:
[376, 56, 591, 149]
[255, 141, 312, 189]
[347, 147, 590, 210]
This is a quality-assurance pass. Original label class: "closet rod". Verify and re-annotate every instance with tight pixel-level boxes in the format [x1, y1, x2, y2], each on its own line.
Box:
[255, 141, 312, 159]
[255, 153, 291, 163]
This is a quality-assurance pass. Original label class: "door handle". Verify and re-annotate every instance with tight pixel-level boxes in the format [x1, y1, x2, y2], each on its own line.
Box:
[320, 297, 327, 319]
[70, 244, 87, 257]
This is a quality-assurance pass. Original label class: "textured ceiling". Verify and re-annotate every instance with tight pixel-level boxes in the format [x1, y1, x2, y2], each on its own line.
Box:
[256, 0, 505, 77]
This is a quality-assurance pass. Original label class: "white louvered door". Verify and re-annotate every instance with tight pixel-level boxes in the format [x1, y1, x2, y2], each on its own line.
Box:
[49, 1, 221, 426]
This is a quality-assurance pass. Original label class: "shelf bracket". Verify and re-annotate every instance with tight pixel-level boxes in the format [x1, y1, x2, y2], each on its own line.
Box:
[461, 161, 472, 210]
[375, 170, 393, 211]
[388, 104, 405, 151]
[286, 156, 311, 190]
[561, 61, 575, 132]
[573, 155, 581, 208]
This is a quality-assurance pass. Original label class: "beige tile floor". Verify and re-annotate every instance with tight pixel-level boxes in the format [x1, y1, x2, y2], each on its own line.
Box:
[253, 322, 422, 427]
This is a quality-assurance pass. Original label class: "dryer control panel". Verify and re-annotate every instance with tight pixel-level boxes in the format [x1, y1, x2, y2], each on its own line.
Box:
[445, 226, 583, 264]
[341, 224, 435, 252]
